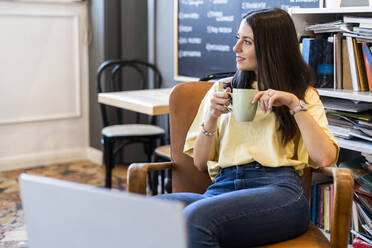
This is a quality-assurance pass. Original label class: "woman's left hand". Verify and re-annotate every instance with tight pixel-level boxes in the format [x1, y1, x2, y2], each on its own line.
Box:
[251, 89, 300, 114]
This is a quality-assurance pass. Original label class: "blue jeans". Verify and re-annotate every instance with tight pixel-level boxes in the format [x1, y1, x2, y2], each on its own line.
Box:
[153, 162, 310, 248]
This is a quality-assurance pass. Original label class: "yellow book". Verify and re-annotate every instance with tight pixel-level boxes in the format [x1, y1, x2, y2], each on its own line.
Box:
[324, 185, 330, 232]
[342, 39, 353, 90]
[353, 38, 369, 91]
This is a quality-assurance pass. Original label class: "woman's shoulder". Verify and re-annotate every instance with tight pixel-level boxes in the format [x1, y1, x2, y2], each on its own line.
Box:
[304, 86, 320, 103]
[215, 76, 234, 84]
[214, 77, 233, 87]
[210, 76, 234, 91]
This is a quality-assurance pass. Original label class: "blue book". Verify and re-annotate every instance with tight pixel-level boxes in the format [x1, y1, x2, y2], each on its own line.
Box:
[302, 37, 333, 88]
[312, 184, 317, 224]
[362, 43, 372, 73]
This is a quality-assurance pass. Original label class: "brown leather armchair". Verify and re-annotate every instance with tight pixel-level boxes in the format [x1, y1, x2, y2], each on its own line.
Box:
[127, 82, 354, 248]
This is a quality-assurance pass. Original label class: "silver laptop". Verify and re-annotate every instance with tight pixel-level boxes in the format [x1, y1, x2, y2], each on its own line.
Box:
[19, 173, 187, 248]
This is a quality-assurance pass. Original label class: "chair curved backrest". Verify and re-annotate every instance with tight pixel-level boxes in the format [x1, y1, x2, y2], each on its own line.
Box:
[96, 59, 163, 127]
[169, 81, 313, 198]
[169, 82, 213, 193]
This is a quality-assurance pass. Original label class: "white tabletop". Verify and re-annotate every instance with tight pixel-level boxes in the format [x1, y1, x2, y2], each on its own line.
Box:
[98, 88, 172, 116]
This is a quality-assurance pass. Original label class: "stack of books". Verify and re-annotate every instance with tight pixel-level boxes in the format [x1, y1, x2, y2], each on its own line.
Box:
[322, 96, 372, 143]
[339, 156, 372, 247]
[302, 16, 372, 91]
[310, 173, 333, 233]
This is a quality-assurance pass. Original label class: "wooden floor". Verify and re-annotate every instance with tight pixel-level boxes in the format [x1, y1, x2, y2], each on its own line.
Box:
[0, 160, 127, 248]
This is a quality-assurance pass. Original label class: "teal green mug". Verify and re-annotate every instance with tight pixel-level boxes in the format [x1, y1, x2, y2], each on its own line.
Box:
[227, 89, 258, 122]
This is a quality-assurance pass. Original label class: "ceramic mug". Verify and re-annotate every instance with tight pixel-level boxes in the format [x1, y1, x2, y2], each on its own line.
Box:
[226, 89, 258, 122]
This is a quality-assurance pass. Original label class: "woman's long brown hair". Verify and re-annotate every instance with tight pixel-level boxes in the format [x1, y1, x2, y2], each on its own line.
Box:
[230, 8, 314, 145]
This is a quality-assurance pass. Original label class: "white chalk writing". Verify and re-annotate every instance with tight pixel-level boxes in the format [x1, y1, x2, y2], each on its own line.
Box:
[179, 12, 200, 19]
[206, 43, 230, 52]
[179, 37, 202, 44]
[179, 50, 202, 58]
[207, 11, 223, 18]
[179, 37, 187, 44]
[281, 5, 299, 10]
[181, 0, 204, 6]
[216, 15, 234, 22]
[207, 26, 233, 34]
[188, 37, 202, 44]
[179, 25, 193, 32]
[207, 11, 233, 22]
[241, 2, 266, 9]
[211, 0, 228, 4]
[290, 0, 317, 2]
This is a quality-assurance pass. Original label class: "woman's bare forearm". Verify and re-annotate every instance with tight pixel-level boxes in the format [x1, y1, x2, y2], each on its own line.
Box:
[193, 88, 231, 171]
[193, 114, 218, 171]
[293, 110, 337, 167]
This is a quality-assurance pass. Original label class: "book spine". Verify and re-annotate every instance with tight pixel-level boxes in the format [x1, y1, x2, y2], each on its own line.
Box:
[343, 38, 353, 90]
[354, 40, 369, 91]
[320, 184, 325, 228]
[362, 43, 372, 92]
[330, 184, 334, 231]
[334, 33, 343, 89]
[302, 38, 311, 64]
[352, 237, 372, 248]
[324, 185, 330, 232]
[344, 16, 372, 25]
[312, 184, 317, 224]
[353, 201, 360, 233]
[346, 36, 361, 91]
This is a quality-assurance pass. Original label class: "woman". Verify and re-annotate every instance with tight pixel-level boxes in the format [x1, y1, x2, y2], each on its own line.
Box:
[155, 8, 338, 248]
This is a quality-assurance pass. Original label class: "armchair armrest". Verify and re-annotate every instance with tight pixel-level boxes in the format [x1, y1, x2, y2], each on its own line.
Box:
[127, 162, 173, 195]
[316, 167, 354, 248]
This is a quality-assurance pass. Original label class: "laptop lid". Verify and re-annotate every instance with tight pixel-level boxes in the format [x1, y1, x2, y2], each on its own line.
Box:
[19, 173, 187, 248]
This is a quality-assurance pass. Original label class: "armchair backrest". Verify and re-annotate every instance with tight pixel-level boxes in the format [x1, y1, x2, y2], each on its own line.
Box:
[169, 81, 313, 200]
[169, 82, 213, 193]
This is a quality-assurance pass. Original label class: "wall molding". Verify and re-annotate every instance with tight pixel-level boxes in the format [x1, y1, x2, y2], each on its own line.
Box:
[0, 11, 82, 125]
[0, 147, 102, 172]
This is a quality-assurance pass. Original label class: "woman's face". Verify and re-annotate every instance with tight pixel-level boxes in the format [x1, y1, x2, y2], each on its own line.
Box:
[233, 21, 257, 72]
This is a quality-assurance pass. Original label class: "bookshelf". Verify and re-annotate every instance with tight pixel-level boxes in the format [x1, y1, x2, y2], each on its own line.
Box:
[318, 88, 372, 103]
[290, 7, 372, 154]
[290, 7, 372, 38]
[291, 8, 371, 245]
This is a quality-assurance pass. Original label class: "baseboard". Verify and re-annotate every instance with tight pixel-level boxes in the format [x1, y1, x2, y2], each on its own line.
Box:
[0, 147, 103, 172]
[84, 147, 103, 165]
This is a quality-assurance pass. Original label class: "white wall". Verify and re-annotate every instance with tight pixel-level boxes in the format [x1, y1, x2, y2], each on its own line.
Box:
[0, 1, 95, 170]
[156, 0, 177, 88]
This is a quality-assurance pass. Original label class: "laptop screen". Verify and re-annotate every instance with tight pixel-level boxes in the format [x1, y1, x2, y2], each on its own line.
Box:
[19, 174, 187, 248]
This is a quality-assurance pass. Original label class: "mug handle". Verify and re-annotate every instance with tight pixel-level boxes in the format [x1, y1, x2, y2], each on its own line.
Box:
[226, 92, 233, 112]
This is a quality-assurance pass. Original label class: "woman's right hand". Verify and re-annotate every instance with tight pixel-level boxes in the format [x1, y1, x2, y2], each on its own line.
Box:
[208, 87, 231, 119]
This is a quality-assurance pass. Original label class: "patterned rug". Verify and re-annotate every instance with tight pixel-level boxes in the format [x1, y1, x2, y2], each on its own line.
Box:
[0, 160, 127, 248]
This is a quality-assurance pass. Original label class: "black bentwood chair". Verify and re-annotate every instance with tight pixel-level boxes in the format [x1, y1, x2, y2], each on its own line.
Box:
[96, 59, 165, 189]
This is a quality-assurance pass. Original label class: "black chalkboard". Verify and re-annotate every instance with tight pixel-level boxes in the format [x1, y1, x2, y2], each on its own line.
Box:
[175, 0, 320, 80]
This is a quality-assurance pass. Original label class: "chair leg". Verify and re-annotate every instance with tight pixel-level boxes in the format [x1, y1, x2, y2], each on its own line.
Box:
[147, 139, 161, 195]
[151, 170, 158, 195]
[103, 137, 115, 188]
[160, 170, 165, 194]
[165, 168, 172, 193]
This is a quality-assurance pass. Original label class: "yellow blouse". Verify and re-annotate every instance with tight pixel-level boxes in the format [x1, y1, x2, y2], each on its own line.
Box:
[184, 77, 339, 180]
